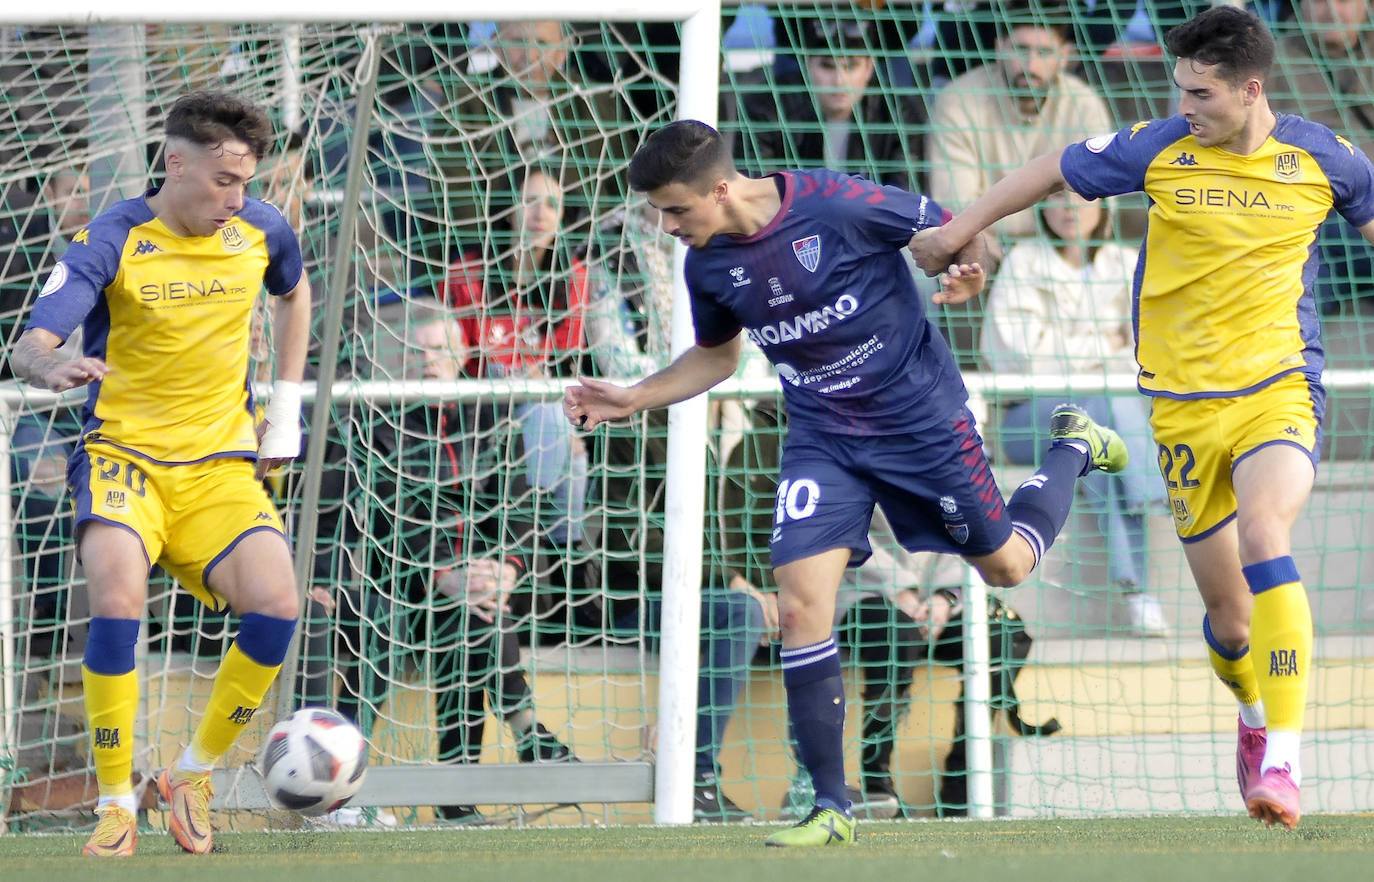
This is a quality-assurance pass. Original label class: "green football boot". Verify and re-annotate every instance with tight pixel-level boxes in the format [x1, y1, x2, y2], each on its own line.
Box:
[764, 806, 857, 848]
[1049, 403, 1128, 474]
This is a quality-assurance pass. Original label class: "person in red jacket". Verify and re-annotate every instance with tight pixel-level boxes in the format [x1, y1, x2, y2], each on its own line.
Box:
[439, 162, 590, 548]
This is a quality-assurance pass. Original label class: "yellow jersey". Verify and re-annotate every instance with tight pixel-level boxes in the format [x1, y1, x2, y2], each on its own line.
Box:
[27, 190, 303, 464]
[1061, 114, 1374, 399]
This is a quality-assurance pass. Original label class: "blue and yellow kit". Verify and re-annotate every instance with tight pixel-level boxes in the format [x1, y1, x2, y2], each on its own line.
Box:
[25, 190, 303, 599]
[26, 190, 303, 463]
[1061, 113, 1374, 400]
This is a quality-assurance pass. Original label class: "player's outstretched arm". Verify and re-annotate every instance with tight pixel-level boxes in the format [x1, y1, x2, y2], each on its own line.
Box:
[910, 149, 1070, 275]
[564, 335, 742, 430]
[9, 328, 109, 392]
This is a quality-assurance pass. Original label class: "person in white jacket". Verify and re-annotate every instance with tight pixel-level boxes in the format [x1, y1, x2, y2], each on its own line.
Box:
[981, 190, 1167, 636]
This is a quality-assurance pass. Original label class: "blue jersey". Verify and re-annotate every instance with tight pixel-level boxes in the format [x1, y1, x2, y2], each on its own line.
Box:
[685, 169, 963, 436]
[26, 190, 303, 464]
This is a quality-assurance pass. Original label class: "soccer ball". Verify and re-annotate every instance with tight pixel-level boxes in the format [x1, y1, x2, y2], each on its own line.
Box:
[258, 707, 368, 816]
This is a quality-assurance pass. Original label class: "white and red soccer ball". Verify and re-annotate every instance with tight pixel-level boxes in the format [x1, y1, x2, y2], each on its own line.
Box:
[258, 707, 368, 816]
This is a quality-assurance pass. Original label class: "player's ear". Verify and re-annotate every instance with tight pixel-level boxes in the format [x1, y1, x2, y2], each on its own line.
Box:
[712, 179, 729, 205]
[164, 148, 184, 181]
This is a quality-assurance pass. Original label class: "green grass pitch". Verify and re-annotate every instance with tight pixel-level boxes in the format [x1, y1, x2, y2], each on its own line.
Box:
[2, 815, 1371, 882]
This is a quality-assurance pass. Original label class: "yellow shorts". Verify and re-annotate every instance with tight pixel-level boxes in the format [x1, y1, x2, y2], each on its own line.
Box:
[69, 442, 285, 611]
[1149, 373, 1320, 542]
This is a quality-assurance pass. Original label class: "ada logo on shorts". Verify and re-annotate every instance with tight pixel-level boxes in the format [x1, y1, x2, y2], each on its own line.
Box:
[102, 489, 129, 514]
[1171, 497, 1194, 529]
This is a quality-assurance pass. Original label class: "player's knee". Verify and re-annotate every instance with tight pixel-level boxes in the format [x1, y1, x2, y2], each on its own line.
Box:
[251, 582, 301, 620]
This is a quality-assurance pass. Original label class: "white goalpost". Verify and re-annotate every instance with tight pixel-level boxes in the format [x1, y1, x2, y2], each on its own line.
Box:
[7, 0, 1371, 837]
[0, 0, 726, 828]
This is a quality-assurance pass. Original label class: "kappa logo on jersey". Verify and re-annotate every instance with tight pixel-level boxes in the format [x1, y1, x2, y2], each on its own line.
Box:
[1274, 152, 1300, 180]
[1169, 152, 1198, 167]
[1335, 134, 1356, 156]
[130, 239, 161, 256]
[1129, 121, 1150, 139]
[255, 511, 274, 521]
[729, 265, 751, 288]
[73, 227, 90, 245]
[220, 223, 248, 253]
[38, 261, 68, 297]
[792, 235, 821, 273]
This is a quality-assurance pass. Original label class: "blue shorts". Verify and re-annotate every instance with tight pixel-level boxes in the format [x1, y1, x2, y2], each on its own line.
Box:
[769, 406, 1013, 568]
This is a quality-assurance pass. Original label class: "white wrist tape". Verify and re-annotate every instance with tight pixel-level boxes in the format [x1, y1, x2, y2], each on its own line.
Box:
[258, 380, 303, 460]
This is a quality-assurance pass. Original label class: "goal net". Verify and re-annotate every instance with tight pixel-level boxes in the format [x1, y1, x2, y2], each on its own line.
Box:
[2, 1, 1373, 835]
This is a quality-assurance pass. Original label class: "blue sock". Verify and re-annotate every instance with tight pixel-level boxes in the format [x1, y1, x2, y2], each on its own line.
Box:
[85, 617, 140, 675]
[781, 638, 849, 814]
[235, 612, 297, 666]
[1006, 444, 1086, 566]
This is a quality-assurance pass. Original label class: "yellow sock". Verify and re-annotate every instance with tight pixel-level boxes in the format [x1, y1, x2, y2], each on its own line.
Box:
[82, 667, 138, 796]
[190, 643, 281, 766]
[1203, 614, 1262, 709]
[1244, 557, 1313, 734]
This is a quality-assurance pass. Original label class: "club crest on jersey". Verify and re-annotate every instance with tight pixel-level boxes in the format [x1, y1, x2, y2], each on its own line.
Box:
[1274, 152, 1300, 180]
[220, 223, 248, 253]
[792, 235, 821, 273]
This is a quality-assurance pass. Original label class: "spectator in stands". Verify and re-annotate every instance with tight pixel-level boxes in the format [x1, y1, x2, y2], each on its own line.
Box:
[4, 165, 89, 793]
[980, 191, 1167, 636]
[300, 297, 575, 827]
[928, 1, 1114, 262]
[438, 162, 590, 551]
[1267, 0, 1374, 311]
[431, 20, 634, 254]
[733, 17, 928, 191]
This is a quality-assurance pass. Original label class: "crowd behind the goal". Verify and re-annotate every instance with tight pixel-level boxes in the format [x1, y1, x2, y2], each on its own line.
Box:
[2, 0, 1371, 843]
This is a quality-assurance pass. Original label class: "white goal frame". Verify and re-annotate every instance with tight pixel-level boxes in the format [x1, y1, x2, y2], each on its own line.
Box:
[0, 0, 722, 827]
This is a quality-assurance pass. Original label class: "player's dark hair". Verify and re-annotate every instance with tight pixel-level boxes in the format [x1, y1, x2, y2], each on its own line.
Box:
[627, 119, 735, 193]
[1165, 6, 1275, 85]
[165, 90, 274, 161]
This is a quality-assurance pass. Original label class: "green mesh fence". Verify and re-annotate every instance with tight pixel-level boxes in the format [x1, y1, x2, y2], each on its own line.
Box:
[1, 3, 1372, 834]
